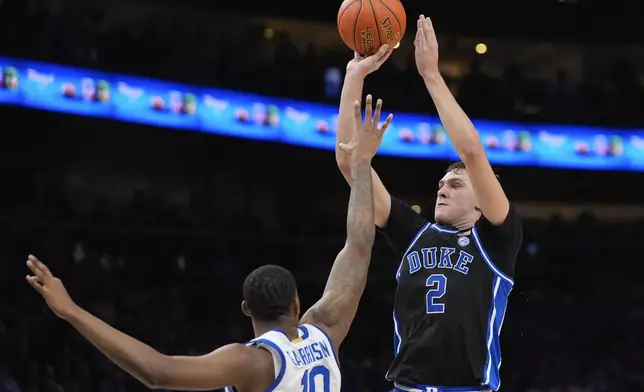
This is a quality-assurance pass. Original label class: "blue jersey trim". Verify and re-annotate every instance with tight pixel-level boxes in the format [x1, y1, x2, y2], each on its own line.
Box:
[249, 338, 287, 392]
[470, 227, 513, 285]
[392, 309, 402, 356]
[306, 324, 340, 366]
[394, 382, 490, 392]
[396, 222, 432, 281]
[298, 325, 310, 340]
[481, 275, 512, 391]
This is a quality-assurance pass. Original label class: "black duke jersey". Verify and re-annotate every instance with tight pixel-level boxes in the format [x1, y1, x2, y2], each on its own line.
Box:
[379, 197, 522, 391]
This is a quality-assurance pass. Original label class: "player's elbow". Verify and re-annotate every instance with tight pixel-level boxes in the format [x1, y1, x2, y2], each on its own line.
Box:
[139, 356, 175, 390]
[459, 143, 486, 164]
[139, 370, 164, 390]
[137, 373, 161, 389]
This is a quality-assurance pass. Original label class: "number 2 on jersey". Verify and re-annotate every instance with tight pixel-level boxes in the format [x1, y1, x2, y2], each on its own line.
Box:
[425, 274, 447, 314]
[300, 365, 330, 392]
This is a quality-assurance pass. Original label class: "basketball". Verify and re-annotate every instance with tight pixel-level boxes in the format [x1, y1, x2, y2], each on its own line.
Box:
[337, 0, 407, 56]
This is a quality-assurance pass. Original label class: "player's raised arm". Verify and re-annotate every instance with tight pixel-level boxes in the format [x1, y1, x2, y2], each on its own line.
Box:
[302, 97, 393, 352]
[336, 49, 394, 228]
[24, 255, 274, 391]
[414, 15, 509, 225]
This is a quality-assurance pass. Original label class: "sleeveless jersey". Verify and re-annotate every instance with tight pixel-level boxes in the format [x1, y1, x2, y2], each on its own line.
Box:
[226, 324, 341, 392]
[379, 197, 522, 391]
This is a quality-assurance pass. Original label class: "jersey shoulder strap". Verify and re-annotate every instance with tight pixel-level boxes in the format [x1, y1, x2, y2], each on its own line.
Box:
[298, 324, 340, 366]
[246, 330, 289, 390]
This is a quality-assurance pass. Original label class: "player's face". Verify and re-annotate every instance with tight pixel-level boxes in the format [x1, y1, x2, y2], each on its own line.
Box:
[434, 170, 479, 225]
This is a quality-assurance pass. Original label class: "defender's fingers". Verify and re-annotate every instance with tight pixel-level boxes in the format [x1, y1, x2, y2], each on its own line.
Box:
[373, 99, 383, 125]
[29, 255, 52, 278]
[365, 95, 373, 125]
[26, 275, 44, 294]
[26, 259, 45, 280]
[353, 100, 362, 123]
[379, 113, 394, 135]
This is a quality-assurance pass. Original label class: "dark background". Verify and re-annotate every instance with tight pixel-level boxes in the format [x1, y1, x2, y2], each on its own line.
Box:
[1, 0, 643, 391]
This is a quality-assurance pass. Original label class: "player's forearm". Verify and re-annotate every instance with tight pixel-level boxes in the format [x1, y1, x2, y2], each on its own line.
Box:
[315, 162, 374, 330]
[66, 306, 168, 388]
[422, 73, 484, 159]
[345, 160, 375, 254]
[336, 73, 365, 167]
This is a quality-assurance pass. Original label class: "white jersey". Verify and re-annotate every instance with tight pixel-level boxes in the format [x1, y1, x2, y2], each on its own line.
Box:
[225, 324, 341, 392]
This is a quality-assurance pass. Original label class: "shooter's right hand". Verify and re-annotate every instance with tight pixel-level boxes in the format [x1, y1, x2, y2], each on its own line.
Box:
[346, 44, 393, 78]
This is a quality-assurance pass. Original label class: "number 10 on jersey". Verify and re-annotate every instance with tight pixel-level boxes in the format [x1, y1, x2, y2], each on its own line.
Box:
[426, 274, 447, 314]
[300, 365, 330, 392]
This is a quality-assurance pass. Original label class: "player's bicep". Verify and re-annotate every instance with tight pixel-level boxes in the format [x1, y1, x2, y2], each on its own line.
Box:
[338, 165, 392, 228]
[154, 344, 262, 391]
[462, 151, 509, 226]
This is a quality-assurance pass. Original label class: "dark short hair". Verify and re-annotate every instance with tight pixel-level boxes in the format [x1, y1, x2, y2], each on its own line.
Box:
[243, 265, 297, 321]
[445, 161, 500, 180]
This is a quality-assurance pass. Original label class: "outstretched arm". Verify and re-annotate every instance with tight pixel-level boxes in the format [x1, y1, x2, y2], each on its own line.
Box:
[25, 256, 273, 391]
[415, 16, 509, 225]
[302, 97, 392, 352]
[336, 48, 394, 228]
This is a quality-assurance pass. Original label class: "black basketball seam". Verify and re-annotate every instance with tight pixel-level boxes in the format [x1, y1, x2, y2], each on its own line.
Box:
[352, 0, 363, 53]
[367, 0, 383, 53]
[377, 0, 404, 42]
[338, 0, 360, 24]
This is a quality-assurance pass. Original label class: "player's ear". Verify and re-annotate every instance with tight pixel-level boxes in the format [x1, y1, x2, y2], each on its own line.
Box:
[293, 296, 301, 318]
[474, 205, 481, 212]
[241, 301, 251, 318]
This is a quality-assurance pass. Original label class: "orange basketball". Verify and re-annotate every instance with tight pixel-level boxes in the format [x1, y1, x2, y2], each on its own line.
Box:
[337, 0, 407, 56]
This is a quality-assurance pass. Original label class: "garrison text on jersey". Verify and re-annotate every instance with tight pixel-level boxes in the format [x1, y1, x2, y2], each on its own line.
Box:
[225, 324, 341, 392]
[379, 197, 522, 391]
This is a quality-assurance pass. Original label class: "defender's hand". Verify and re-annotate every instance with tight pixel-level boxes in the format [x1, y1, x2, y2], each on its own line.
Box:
[414, 16, 440, 78]
[26, 255, 78, 320]
[338, 94, 393, 163]
[346, 45, 393, 78]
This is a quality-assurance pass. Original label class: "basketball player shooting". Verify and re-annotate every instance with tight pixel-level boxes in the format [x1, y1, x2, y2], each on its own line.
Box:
[335, 16, 522, 392]
[24, 96, 393, 392]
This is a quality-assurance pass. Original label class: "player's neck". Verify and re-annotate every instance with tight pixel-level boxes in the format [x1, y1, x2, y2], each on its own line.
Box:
[252, 317, 299, 340]
[437, 219, 476, 232]
[451, 212, 480, 232]
[454, 220, 475, 231]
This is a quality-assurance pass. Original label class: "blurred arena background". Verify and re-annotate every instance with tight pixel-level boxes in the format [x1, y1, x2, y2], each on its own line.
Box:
[1, 0, 644, 391]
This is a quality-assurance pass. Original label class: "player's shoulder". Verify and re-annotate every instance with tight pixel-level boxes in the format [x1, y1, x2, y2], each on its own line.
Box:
[475, 201, 522, 237]
[389, 196, 424, 217]
[385, 196, 431, 230]
[221, 343, 275, 392]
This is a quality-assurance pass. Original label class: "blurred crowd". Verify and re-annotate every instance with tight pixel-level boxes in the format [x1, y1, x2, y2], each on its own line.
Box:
[2, 0, 644, 126]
